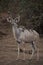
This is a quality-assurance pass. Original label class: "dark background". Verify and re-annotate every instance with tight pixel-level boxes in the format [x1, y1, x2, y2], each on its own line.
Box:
[0, 0, 43, 36]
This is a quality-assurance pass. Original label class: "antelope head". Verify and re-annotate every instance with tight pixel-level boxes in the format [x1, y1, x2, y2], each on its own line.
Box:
[7, 15, 20, 24]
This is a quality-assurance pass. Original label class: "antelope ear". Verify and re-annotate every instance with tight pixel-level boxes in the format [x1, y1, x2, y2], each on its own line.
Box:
[7, 17, 12, 23]
[15, 15, 20, 23]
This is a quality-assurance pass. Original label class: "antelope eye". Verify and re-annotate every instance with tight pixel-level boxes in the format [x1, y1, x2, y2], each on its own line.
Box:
[9, 18, 10, 20]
